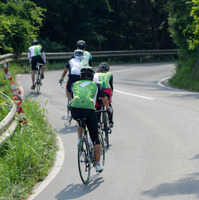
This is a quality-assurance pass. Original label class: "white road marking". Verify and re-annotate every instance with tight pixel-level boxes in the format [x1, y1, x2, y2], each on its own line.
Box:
[112, 69, 135, 73]
[114, 89, 154, 100]
[28, 135, 65, 200]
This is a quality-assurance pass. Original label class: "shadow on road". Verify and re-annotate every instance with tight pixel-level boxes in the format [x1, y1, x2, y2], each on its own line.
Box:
[142, 172, 199, 199]
[55, 176, 104, 199]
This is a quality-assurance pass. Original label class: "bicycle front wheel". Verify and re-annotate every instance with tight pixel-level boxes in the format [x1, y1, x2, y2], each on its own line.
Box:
[103, 112, 109, 148]
[35, 83, 40, 94]
[67, 107, 72, 124]
[98, 129, 105, 167]
[35, 71, 40, 94]
[78, 138, 91, 185]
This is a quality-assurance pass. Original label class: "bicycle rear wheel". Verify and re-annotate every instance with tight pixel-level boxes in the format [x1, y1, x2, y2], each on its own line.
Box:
[103, 112, 109, 148]
[35, 71, 40, 94]
[35, 83, 40, 94]
[67, 107, 72, 125]
[98, 129, 105, 166]
[78, 138, 91, 184]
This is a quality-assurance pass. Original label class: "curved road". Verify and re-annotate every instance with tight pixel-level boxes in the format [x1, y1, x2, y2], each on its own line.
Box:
[18, 62, 199, 200]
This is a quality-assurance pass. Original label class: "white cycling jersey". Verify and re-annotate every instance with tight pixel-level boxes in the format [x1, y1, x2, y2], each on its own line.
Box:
[69, 57, 83, 75]
[28, 45, 46, 63]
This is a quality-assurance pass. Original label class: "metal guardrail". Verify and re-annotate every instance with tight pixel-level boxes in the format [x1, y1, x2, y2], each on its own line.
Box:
[0, 93, 18, 146]
[0, 49, 178, 65]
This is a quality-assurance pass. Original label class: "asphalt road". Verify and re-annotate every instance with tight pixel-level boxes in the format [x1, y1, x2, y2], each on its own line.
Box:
[18, 62, 199, 200]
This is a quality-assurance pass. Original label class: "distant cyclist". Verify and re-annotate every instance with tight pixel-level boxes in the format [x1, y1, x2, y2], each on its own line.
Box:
[59, 50, 85, 100]
[93, 62, 114, 128]
[71, 40, 92, 67]
[28, 40, 46, 90]
[70, 66, 112, 172]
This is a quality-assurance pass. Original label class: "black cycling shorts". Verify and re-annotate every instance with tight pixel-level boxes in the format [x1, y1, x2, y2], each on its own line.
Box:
[71, 107, 100, 145]
[31, 55, 45, 70]
[66, 74, 81, 92]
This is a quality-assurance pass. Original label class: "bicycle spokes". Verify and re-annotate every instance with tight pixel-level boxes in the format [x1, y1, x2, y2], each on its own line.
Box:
[78, 139, 91, 184]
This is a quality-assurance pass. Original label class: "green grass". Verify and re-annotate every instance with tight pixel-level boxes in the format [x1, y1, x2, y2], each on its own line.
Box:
[0, 62, 57, 200]
[0, 98, 57, 200]
[169, 56, 199, 91]
[0, 95, 12, 121]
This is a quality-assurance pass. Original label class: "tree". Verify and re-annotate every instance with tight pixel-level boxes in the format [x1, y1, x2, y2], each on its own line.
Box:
[32, 0, 112, 51]
[0, 0, 45, 54]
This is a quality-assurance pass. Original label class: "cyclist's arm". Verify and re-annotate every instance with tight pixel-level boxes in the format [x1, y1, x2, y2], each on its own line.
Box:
[109, 75, 113, 91]
[101, 96, 110, 110]
[96, 83, 110, 110]
[28, 50, 31, 63]
[60, 62, 70, 80]
[60, 68, 69, 80]
[89, 53, 92, 66]
[41, 52, 46, 63]
[89, 59, 92, 67]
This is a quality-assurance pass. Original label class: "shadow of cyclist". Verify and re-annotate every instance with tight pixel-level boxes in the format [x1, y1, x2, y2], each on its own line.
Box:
[55, 177, 104, 199]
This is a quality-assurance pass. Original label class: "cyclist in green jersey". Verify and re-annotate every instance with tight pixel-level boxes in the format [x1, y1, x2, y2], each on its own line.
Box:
[70, 66, 112, 172]
[28, 40, 46, 89]
[94, 62, 114, 128]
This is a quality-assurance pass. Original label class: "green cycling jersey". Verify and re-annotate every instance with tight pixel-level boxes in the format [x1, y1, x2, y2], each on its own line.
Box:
[71, 80, 98, 110]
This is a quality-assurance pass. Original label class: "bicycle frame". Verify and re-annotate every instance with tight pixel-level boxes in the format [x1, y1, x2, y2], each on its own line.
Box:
[96, 107, 110, 148]
[34, 63, 43, 93]
[77, 118, 105, 184]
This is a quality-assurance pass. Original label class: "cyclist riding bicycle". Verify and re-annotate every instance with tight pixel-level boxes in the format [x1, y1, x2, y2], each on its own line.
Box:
[93, 62, 114, 128]
[70, 66, 112, 172]
[28, 40, 46, 90]
[71, 40, 92, 67]
[59, 49, 86, 100]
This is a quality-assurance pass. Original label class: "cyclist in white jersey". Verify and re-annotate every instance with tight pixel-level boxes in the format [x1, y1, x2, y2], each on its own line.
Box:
[71, 40, 92, 66]
[59, 50, 86, 100]
[28, 40, 46, 89]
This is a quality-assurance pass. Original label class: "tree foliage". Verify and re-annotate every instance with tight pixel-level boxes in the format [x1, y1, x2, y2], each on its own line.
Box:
[0, 0, 177, 53]
[0, 0, 45, 54]
[33, 0, 174, 51]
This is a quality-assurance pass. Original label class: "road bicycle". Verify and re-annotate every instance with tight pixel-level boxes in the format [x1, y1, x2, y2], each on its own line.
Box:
[77, 118, 105, 185]
[96, 105, 111, 149]
[34, 62, 43, 94]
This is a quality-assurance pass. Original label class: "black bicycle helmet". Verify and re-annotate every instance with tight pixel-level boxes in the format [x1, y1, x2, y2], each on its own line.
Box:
[80, 66, 94, 80]
[99, 62, 110, 71]
[31, 40, 38, 45]
[77, 40, 86, 49]
[74, 49, 83, 57]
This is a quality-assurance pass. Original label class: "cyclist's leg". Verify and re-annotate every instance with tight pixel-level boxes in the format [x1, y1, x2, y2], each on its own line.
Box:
[95, 105, 101, 123]
[31, 57, 37, 88]
[104, 88, 114, 127]
[37, 56, 45, 81]
[71, 107, 84, 144]
[31, 70, 36, 86]
[86, 110, 101, 162]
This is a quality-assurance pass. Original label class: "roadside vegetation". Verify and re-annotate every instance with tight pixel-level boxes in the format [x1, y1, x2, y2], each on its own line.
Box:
[1, 0, 199, 198]
[0, 64, 57, 200]
[168, 0, 199, 91]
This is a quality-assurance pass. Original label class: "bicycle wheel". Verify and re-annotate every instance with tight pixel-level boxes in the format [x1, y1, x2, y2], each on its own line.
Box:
[35, 71, 40, 94]
[67, 107, 72, 125]
[98, 129, 105, 166]
[103, 112, 109, 148]
[78, 138, 91, 184]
